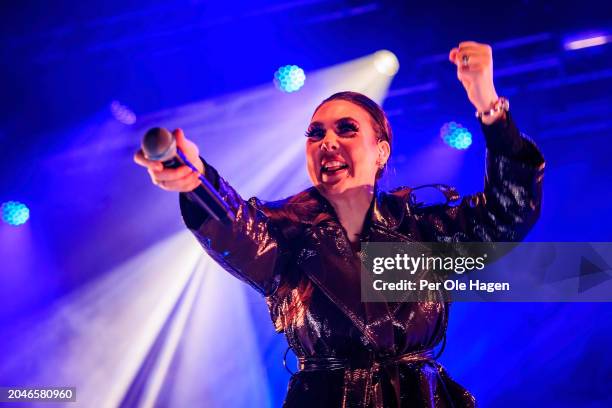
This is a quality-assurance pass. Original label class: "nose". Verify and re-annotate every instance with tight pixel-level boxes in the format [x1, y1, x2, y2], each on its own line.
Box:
[320, 131, 339, 151]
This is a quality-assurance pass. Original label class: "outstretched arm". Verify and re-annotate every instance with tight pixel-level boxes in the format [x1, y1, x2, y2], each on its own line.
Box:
[179, 158, 291, 296]
[134, 129, 289, 296]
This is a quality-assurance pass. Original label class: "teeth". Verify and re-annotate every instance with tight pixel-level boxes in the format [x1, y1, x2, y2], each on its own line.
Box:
[321, 160, 348, 173]
[322, 160, 346, 167]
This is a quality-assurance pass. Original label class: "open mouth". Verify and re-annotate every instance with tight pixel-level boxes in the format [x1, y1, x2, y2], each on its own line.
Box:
[321, 160, 349, 175]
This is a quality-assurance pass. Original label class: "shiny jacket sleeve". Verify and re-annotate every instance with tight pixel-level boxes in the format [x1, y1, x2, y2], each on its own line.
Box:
[411, 112, 545, 242]
[179, 159, 290, 296]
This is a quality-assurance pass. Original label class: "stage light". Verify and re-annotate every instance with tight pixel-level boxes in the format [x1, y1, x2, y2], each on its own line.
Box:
[110, 100, 137, 125]
[1, 201, 30, 226]
[273, 65, 306, 93]
[373, 50, 399, 76]
[440, 122, 472, 150]
[564, 34, 610, 50]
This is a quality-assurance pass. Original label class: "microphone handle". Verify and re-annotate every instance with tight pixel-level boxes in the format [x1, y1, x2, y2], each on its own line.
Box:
[161, 157, 183, 169]
[162, 152, 235, 226]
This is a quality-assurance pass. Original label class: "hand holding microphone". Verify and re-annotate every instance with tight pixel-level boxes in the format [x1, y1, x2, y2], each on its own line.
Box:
[134, 128, 203, 192]
[133, 128, 235, 225]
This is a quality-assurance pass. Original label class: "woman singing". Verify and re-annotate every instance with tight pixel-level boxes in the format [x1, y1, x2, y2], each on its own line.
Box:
[134, 41, 545, 407]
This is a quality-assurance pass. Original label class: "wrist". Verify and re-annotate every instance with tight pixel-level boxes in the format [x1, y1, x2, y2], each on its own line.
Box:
[190, 156, 205, 174]
[475, 96, 509, 123]
[474, 92, 499, 113]
[480, 110, 506, 125]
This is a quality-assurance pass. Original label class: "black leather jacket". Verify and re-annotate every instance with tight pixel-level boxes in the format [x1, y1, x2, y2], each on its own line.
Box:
[180, 114, 545, 407]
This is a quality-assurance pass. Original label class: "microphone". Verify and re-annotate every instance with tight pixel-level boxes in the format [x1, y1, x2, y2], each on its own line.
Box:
[142, 127, 235, 225]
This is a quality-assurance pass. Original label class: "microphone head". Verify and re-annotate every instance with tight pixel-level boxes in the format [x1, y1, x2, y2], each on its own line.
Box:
[142, 127, 176, 162]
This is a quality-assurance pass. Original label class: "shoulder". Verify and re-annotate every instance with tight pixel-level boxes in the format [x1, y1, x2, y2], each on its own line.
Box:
[387, 185, 413, 201]
[253, 188, 324, 240]
[258, 187, 319, 217]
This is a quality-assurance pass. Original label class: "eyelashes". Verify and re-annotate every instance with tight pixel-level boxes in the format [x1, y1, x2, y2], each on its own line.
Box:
[305, 122, 359, 139]
[339, 122, 359, 134]
[305, 127, 325, 139]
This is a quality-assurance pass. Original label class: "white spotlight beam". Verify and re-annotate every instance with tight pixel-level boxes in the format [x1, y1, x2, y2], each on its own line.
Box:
[7, 50, 401, 407]
[0, 233, 203, 408]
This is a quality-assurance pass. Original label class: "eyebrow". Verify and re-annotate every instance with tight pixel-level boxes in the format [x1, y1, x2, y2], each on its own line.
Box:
[308, 117, 359, 128]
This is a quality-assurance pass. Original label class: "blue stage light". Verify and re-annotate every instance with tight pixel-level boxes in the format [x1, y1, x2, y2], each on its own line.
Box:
[440, 122, 472, 150]
[110, 100, 137, 125]
[1, 201, 30, 226]
[274, 65, 306, 93]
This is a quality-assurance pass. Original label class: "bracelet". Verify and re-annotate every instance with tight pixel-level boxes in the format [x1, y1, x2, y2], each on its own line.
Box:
[475, 97, 510, 119]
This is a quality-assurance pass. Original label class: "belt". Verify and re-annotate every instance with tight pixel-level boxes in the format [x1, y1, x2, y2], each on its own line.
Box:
[297, 349, 435, 408]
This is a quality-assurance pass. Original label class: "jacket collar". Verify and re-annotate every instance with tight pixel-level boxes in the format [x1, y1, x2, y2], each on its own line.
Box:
[304, 184, 408, 232]
[294, 185, 412, 348]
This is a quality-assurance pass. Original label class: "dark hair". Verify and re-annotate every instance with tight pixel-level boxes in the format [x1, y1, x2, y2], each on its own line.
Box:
[313, 91, 393, 179]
